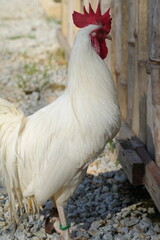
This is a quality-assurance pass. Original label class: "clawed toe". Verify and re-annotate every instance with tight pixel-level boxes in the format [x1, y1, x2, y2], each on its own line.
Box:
[45, 207, 59, 234]
[45, 215, 56, 234]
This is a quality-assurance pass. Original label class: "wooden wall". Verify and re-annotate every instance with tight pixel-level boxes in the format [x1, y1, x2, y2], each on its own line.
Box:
[111, 0, 160, 170]
[60, 0, 160, 169]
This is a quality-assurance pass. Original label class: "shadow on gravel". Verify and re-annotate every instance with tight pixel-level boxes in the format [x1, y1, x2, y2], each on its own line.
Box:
[63, 169, 160, 227]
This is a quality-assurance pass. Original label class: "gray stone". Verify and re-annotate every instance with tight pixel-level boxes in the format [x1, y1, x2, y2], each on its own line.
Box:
[148, 207, 155, 214]
[76, 230, 90, 239]
[106, 213, 112, 219]
[43, 200, 52, 210]
[117, 227, 128, 235]
[114, 234, 125, 240]
[114, 172, 127, 183]
[124, 217, 139, 227]
[79, 212, 90, 218]
[67, 204, 76, 211]
[68, 212, 77, 218]
[79, 222, 90, 230]
[0, 237, 11, 240]
[123, 198, 131, 204]
[110, 184, 118, 193]
[102, 232, 113, 240]
[121, 209, 130, 218]
[0, 221, 5, 228]
[86, 217, 95, 223]
[30, 221, 40, 232]
[138, 219, 151, 233]
[14, 230, 26, 240]
[151, 236, 160, 240]
[77, 206, 86, 214]
[26, 232, 33, 238]
[102, 186, 109, 193]
[154, 224, 160, 234]
[107, 178, 116, 185]
[90, 220, 102, 230]
[33, 229, 46, 238]
[138, 207, 147, 213]
[94, 188, 101, 197]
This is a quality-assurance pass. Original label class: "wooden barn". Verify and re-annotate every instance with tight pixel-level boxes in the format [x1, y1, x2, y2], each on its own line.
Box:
[47, 0, 160, 211]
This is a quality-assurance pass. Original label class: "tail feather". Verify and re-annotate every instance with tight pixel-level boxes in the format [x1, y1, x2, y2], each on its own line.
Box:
[0, 98, 38, 220]
[0, 98, 42, 220]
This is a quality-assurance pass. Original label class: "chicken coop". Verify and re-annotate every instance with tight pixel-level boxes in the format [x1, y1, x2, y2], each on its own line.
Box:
[57, 0, 160, 212]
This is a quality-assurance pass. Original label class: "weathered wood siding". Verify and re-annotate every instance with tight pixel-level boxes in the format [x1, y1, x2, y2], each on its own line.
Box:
[60, 0, 160, 168]
[111, 0, 160, 169]
[149, 0, 160, 168]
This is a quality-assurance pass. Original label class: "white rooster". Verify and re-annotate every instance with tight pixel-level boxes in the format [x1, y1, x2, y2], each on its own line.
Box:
[0, 2, 121, 239]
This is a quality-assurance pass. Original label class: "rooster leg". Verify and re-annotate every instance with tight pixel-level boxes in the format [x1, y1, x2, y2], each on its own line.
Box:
[53, 205, 71, 240]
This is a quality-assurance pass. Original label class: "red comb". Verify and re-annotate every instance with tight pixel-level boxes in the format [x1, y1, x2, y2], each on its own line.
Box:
[72, 2, 112, 33]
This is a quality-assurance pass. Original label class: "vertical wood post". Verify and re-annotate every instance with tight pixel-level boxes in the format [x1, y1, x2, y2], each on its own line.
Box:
[147, 0, 155, 159]
[113, 0, 128, 121]
[131, 0, 139, 137]
[108, 0, 116, 82]
[149, 0, 160, 168]
[137, 0, 148, 143]
[127, 0, 136, 127]
[61, 0, 68, 39]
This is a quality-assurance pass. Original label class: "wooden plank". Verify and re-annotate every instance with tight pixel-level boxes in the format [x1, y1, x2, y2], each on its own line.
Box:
[147, 73, 155, 159]
[108, 0, 116, 83]
[137, 0, 148, 143]
[131, 0, 139, 137]
[150, 0, 160, 62]
[127, 0, 136, 127]
[68, 0, 74, 46]
[151, 65, 160, 168]
[138, 60, 147, 143]
[61, 0, 69, 39]
[101, 0, 111, 12]
[147, 0, 155, 160]
[103, 0, 113, 74]
[117, 139, 144, 185]
[113, 0, 128, 120]
[119, 0, 128, 121]
[149, 0, 160, 168]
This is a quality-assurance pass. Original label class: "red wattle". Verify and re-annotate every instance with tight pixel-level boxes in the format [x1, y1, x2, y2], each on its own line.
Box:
[91, 36, 108, 60]
[99, 40, 108, 59]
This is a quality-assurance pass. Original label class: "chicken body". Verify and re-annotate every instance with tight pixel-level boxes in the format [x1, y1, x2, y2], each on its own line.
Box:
[0, 25, 120, 222]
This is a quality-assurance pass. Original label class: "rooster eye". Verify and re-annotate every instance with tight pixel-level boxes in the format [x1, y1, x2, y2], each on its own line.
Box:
[98, 29, 104, 34]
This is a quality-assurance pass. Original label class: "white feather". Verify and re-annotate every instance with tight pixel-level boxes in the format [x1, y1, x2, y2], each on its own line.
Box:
[0, 25, 121, 217]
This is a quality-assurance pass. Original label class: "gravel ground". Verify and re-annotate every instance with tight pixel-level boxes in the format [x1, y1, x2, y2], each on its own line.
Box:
[0, 1, 160, 240]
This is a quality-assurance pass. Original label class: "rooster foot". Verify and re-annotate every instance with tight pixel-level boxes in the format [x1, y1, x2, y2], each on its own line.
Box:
[45, 207, 58, 234]
[45, 215, 71, 239]
[50, 217, 72, 240]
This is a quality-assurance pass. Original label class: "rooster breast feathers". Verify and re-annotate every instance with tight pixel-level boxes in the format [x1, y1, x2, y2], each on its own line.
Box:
[16, 91, 111, 204]
[17, 94, 88, 203]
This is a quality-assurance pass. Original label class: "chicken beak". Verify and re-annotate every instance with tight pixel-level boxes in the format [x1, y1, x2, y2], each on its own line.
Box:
[106, 34, 112, 41]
